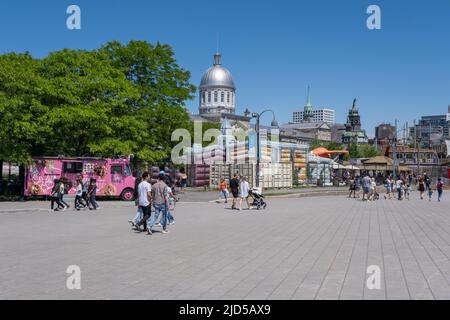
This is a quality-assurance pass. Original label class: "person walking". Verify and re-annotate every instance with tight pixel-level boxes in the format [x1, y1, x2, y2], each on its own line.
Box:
[180, 168, 188, 193]
[59, 179, 70, 209]
[370, 178, 377, 201]
[436, 178, 444, 202]
[132, 172, 152, 233]
[229, 174, 240, 210]
[87, 178, 99, 210]
[384, 176, 392, 200]
[147, 174, 170, 234]
[362, 174, 371, 201]
[50, 179, 64, 211]
[354, 175, 361, 198]
[238, 177, 251, 211]
[403, 183, 411, 200]
[219, 179, 228, 203]
[348, 176, 356, 198]
[418, 175, 425, 200]
[396, 178, 403, 200]
[129, 176, 144, 227]
[74, 179, 85, 210]
[428, 186, 434, 202]
[165, 185, 176, 225]
[424, 173, 432, 192]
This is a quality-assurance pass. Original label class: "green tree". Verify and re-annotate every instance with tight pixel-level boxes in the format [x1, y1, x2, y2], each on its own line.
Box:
[309, 139, 345, 151]
[99, 41, 196, 162]
[0, 41, 197, 165]
[0, 53, 48, 164]
[345, 143, 380, 159]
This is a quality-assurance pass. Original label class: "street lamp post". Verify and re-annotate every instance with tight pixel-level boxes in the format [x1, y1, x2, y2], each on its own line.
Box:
[392, 119, 398, 181]
[246, 109, 278, 188]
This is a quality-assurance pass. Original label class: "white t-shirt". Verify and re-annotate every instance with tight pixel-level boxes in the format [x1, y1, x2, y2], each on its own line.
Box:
[76, 184, 83, 197]
[138, 180, 152, 206]
[240, 181, 250, 198]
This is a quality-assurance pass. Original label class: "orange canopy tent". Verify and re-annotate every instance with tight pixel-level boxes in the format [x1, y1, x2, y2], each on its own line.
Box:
[312, 147, 349, 159]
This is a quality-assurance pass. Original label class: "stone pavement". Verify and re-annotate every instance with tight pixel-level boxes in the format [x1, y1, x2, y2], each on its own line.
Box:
[0, 192, 449, 300]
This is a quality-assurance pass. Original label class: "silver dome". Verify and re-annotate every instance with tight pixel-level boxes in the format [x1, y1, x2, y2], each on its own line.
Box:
[199, 53, 236, 90]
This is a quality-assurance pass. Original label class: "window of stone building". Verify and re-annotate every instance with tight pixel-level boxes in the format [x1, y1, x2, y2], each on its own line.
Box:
[221, 92, 224, 103]
[214, 91, 218, 103]
[208, 92, 211, 103]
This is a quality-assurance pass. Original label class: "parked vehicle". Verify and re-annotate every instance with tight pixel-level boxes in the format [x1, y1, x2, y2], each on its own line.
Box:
[24, 157, 136, 201]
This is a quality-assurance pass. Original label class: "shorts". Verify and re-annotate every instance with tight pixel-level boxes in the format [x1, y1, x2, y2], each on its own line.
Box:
[231, 190, 239, 198]
[363, 187, 370, 194]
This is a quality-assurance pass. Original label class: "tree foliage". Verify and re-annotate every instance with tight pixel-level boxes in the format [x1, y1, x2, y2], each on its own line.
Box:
[346, 142, 380, 159]
[309, 139, 345, 151]
[0, 41, 196, 165]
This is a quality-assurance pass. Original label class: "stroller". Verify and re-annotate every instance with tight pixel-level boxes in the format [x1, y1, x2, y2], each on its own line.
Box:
[248, 187, 267, 210]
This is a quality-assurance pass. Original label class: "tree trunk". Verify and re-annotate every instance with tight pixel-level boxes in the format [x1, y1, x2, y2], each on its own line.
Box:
[19, 164, 25, 200]
[0, 160, 3, 194]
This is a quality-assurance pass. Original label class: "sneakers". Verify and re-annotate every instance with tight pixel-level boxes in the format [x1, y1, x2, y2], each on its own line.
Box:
[147, 228, 153, 235]
[155, 223, 162, 228]
[162, 230, 170, 234]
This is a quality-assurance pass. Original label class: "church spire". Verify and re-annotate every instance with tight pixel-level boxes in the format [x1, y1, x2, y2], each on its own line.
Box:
[305, 85, 312, 107]
[303, 85, 314, 123]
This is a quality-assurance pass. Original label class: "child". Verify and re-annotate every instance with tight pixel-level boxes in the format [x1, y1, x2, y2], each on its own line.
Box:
[436, 178, 444, 202]
[428, 187, 433, 202]
[220, 179, 229, 203]
[371, 178, 378, 201]
[166, 185, 176, 225]
[404, 184, 411, 200]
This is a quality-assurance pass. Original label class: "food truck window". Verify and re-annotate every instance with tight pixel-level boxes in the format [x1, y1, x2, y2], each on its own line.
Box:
[63, 162, 83, 174]
[111, 165, 123, 175]
[125, 164, 132, 176]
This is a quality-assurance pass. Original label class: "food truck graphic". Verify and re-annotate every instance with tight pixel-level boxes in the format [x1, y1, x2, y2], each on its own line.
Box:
[24, 157, 136, 201]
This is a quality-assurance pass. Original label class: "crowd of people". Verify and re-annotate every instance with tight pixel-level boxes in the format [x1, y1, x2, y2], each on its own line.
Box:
[129, 170, 177, 235]
[347, 172, 444, 202]
[217, 174, 266, 210]
[50, 177, 99, 211]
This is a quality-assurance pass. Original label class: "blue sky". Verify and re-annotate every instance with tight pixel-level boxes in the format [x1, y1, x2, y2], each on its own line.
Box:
[1, 0, 449, 137]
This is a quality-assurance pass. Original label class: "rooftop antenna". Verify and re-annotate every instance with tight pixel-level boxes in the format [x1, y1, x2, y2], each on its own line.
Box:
[214, 34, 222, 65]
[216, 34, 220, 53]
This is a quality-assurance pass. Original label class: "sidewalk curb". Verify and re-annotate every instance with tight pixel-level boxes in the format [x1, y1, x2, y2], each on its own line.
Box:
[207, 191, 348, 203]
[0, 208, 51, 214]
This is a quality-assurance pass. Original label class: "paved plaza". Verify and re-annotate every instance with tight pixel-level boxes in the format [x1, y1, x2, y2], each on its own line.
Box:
[0, 192, 450, 300]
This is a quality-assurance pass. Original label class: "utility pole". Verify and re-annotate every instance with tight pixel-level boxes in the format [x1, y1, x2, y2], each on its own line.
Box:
[392, 119, 398, 181]
[255, 114, 261, 188]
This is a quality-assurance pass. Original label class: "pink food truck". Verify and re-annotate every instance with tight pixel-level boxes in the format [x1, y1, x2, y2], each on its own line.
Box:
[24, 156, 136, 201]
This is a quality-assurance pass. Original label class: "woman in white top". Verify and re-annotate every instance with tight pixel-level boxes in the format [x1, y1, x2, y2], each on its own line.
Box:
[239, 177, 251, 211]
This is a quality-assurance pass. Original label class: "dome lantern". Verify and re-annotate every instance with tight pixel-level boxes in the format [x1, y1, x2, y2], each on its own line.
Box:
[199, 52, 236, 115]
